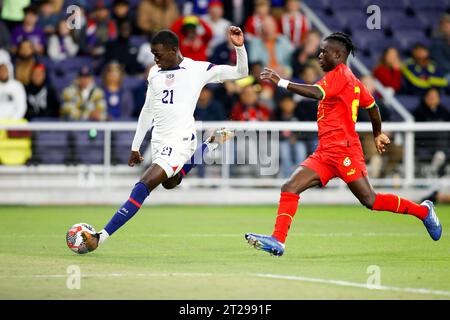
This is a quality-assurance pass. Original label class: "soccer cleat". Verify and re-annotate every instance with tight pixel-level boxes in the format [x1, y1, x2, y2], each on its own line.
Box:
[81, 231, 100, 252]
[421, 200, 442, 241]
[205, 128, 234, 151]
[245, 233, 285, 256]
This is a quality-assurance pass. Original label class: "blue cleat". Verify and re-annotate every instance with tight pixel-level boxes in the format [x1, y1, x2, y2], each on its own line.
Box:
[421, 200, 442, 241]
[245, 233, 285, 256]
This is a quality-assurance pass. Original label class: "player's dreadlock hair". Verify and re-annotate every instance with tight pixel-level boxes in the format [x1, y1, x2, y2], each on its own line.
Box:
[151, 29, 179, 49]
[324, 32, 357, 56]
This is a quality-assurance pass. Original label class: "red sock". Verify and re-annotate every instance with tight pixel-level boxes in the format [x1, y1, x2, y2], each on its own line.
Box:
[372, 193, 428, 220]
[272, 192, 299, 243]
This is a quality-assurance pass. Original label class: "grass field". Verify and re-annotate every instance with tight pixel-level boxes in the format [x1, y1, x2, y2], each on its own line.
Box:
[1, 204, 449, 300]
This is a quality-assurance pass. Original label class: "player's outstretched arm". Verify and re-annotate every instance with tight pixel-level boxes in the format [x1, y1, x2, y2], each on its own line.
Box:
[367, 104, 390, 154]
[209, 26, 248, 82]
[260, 67, 323, 100]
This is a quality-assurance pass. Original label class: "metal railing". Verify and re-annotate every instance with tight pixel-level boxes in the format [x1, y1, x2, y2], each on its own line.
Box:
[1, 121, 449, 189]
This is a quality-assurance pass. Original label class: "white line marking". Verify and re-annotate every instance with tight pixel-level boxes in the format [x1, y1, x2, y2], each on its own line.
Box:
[252, 273, 450, 297]
[1, 272, 449, 297]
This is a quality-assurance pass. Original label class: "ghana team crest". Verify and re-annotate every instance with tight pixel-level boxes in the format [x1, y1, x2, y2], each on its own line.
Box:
[165, 73, 175, 86]
[343, 157, 352, 167]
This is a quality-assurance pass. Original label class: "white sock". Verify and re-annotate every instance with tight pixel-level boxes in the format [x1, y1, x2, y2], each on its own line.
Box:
[98, 229, 110, 245]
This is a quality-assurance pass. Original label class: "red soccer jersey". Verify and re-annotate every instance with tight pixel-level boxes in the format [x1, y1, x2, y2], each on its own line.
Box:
[313, 63, 376, 149]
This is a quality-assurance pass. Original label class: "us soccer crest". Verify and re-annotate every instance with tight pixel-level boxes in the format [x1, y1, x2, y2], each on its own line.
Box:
[165, 73, 175, 86]
[343, 157, 352, 167]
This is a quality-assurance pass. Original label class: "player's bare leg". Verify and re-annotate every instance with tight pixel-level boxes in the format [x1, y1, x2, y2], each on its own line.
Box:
[82, 163, 168, 252]
[162, 129, 234, 190]
[348, 176, 442, 241]
[245, 166, 322, 256]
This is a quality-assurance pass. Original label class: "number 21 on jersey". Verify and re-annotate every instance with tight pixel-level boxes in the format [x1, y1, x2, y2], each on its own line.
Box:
[162, 90, 174, 104]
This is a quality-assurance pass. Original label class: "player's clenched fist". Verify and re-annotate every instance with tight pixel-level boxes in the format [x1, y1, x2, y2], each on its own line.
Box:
[374, 133, 390, 155]
[260, 67, 281, 84]
[228, 26, 244, 47]
[128, 150, 144, 167]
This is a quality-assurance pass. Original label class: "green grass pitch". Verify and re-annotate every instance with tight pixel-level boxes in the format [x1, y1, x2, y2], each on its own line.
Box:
[1, 205, 449, 299]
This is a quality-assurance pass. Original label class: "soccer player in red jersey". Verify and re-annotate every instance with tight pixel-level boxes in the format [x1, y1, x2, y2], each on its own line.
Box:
[245, 32, 442, 256]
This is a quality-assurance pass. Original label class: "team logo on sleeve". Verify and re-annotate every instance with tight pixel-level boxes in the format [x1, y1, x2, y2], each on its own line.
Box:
[165, 74, 175, 86]
[343, 157, 352, 167]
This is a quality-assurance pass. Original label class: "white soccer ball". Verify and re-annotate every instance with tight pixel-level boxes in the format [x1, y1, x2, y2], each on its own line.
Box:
[66, 223, 96, 254]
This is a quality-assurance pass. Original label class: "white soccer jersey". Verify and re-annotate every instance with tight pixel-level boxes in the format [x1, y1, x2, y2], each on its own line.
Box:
[131, 45, 248, 151]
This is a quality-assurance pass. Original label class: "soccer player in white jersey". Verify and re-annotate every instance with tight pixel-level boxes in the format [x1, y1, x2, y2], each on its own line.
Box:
[82, 27, 248, 252]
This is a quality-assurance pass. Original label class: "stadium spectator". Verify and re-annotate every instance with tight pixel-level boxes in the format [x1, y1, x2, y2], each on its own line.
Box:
[14, 39, 37, 86]
[37, 0, 60, 36]
[413, 88, 450, 121]
[0, 53, 27, 119]
[0, 20, 11, 51]
[101, 62, 134, 120]
[244, 0, 274, 37]
[222, 0, 254, 27]
[61, 66, 107, 121]
[104, 20, 143, 75]
[294, 63, 319, 84]
[210, 35, 247, 66]
[373, 47, 403, 94]
[273, 93, 308, 178]
[86, 1, 117, 57]
[137, 35, 156, 71]
[279, 0, 310, 48]
[358, 75, 402, 179]
[203, 0, 232, 55]
[171, 15, 213, 61]
[111, 0, 134, 28]
[248, 16, 294, 77]
[413, 88, 450, 177]
[25, 63, 59, 119]
[69, 6, 89, 55]
[430, 14, 450, 80]
[231, 84, 271, 121]
[47, 20, 79, 61]
[10, 5, 46, 56]
[137, 0, 179, 36]
[194, 86, 227, 121]
[291, 29, 321, 77]
[180, 0, 211, 17]
[401, 44, 448, 95]
[48, 0, 64, 12]
[0, 0, 30, 31]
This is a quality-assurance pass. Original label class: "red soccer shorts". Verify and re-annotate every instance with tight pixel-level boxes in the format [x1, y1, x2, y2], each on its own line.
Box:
[301, 145, 368, 186]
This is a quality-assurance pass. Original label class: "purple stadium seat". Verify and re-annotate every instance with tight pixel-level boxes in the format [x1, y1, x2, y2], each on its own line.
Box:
[333, 9, 368, 29]
[386, 13, 426, 30]
[328, 0, 365, 10]
[34, 131, 70, 164]
[441, 95, 450, 112]
[363, 0, 408, 10]
[416, 10, 448, 29]
[396, 95, 420, 112]
[352, 30, 386, 51]
[393, 29, 428, 51]
[409, 0, 449, 11]
[302, 0, 330, 10]
[71, 131, 104, 164]
[123, 77, 146, 91]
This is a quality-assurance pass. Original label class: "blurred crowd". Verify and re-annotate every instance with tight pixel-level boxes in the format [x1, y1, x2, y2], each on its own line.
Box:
[0, 0, 449, 177]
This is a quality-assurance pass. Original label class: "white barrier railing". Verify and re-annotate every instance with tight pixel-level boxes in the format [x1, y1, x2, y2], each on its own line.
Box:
[1, 121, 450, 188]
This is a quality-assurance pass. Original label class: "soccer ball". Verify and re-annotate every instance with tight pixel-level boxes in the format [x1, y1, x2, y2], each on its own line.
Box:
[66, 223, 96, 254]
